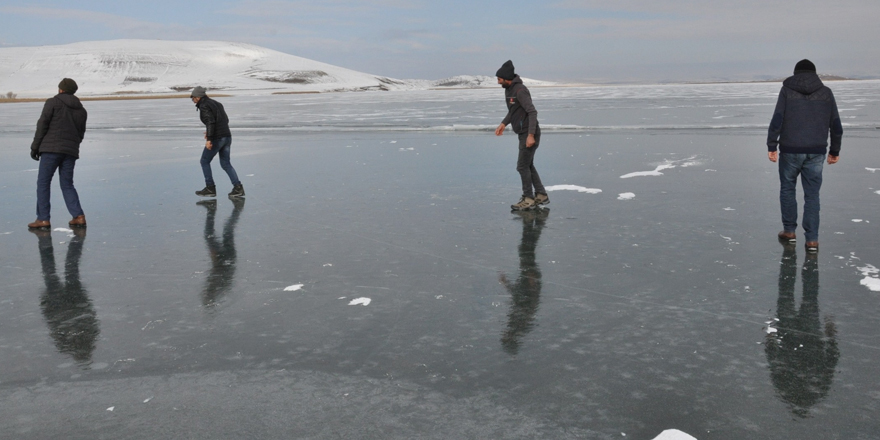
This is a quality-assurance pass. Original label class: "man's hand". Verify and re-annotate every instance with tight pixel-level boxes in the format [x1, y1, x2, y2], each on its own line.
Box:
[828, 155, 839, 164]
[204, 131, 208, 140]
[206, 140, 213, 150]
[768, 151, 778, 163]
[526, 134, 536, 148]
[495, 123, 506, 136]
[30, 150, 40, 161]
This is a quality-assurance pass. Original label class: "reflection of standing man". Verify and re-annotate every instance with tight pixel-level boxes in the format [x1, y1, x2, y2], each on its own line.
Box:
[498, 209, 548, 355]
[494, 60, 549, 211]
[767, 59, 842, 253]
[31, 228, 99, 364]
[197, 198, 245, 309]
[28, 78, 88, 230]
[765, 244, 838, 418]
[191, 87, 245, 198]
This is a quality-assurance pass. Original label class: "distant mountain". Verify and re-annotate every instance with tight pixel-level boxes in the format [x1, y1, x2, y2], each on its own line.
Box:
[0, 40, 555, 98]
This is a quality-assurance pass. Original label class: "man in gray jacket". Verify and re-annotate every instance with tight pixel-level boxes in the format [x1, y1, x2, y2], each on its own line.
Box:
[28, 78, 88, 229]
[495, 60, 548, 211]
[767, 59, 843, 253]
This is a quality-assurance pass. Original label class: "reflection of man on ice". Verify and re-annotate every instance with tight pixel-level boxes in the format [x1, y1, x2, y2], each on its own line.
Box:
[499, 209, 548, 354]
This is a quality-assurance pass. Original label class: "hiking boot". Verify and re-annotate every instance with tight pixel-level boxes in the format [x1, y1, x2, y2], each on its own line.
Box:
[69, 215, 86, 227]
[534, 193, 550, 206]
[196, 185, 217, 197]
[777, 231, 796, 243]
[805, 241, 819, 253]
[228, 183, 245, 198]
[28, 219, 50, 229]
[510, 196, 536, 211]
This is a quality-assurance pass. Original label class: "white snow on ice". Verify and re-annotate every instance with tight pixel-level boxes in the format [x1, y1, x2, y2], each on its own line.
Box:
[858, 264, 880, 292]
[283, 284, 304, 292]
[348, 297, 372, 306]
[53, 228, 73, 233]
[545, 185, 602, 194]
[852, 219, 864, 223]
[617, 192, 635, 200]
[723, 207, 735, 211]
[620, 163, 676, 179]
[866, 168, 879, 173]
[651, 429, 698, 440]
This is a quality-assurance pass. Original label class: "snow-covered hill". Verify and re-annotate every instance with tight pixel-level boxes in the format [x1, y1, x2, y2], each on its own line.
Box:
[0, 40, 555, 98]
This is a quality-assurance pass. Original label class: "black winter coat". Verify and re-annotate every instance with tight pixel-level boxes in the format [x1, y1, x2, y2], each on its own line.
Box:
[31, 93, 88, 158]
[767, 73, 843, 156]
[196, 97, 232, 141]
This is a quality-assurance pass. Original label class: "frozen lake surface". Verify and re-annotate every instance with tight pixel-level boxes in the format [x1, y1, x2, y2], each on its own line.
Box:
[1, 83, 879, 439]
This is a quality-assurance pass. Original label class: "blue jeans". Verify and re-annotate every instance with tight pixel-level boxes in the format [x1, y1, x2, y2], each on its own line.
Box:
[200, 137, 240, 187]
[779, 153, 824, 242]
[36, 153, 84, 221]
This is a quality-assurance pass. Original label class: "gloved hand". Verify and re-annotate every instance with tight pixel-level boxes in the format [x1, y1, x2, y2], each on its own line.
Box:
[30, 150, 40, 161]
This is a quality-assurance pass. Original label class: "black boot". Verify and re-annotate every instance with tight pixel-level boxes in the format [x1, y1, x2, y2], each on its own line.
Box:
[228, 183, 245, 198]
[196, 185, 217, 197]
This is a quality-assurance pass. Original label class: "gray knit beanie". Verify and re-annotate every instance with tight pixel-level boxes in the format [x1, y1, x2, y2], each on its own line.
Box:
[191, 86, 207, 98]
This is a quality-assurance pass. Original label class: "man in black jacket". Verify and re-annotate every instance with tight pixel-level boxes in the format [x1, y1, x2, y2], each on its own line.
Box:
[191, 86, 244, 198]
[28, 78, 88, 229]
[494, 60, 548, 211]
[767, 59, 843, 253]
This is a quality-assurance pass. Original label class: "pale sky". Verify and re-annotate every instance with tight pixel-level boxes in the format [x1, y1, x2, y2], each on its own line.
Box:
[1, 0, 878, 82]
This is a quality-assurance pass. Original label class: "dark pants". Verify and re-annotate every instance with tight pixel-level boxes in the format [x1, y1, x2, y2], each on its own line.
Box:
[36, 153, 84, 221]
[516, 128, 545, 199]
[779, 153, 824, 242]
[200, 137, 240, 187]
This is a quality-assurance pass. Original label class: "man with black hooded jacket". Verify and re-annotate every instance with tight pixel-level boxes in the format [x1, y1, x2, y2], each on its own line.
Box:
[495, 60, 549, 211]
[767, 59, 843, 253]
[191, 86, 244, 198]
[28, 78, 88, 230]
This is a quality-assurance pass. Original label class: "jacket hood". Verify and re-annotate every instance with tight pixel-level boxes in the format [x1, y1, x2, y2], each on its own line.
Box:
[783, 72, 824, 95]
[55, 93, 84, 110]
[511, 75, 523, 86]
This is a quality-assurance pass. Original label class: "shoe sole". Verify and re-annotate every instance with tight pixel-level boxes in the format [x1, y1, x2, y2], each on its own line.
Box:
[196, 194, 217, 197]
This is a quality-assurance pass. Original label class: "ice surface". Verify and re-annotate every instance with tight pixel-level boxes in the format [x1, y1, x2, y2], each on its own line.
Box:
[284, 284, 304, 292]
[545, 185, 602, 194]
[2, 84, 880, 439]
[857, 264, 880, 291]
[620, 163, 676, 178]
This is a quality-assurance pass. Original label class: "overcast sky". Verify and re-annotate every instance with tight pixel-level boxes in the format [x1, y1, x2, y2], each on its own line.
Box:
[1, 0, 878, 82]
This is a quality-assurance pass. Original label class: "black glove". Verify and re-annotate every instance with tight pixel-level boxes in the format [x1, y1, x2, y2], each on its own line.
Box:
[30, 150, 40, 161]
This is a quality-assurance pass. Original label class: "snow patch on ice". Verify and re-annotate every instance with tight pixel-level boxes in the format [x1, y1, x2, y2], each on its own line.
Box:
[858, 264, 880, 292]
[875, 190, 880, 195]
[620, 163, 675, 179]
[283, 284, 304, 291]
[866, 168, 879, 173]
[723, 207, 735, 211]
[348, 297, 371, 306]
[545, 185, 602, 194]
[0, 232, 12, 235]
[852, 219, 863, 223]
[53, 228, 73, 233]
[617, 192, 635, 200]
[106, 407, 115, 412]
[651, 429, 698, 440]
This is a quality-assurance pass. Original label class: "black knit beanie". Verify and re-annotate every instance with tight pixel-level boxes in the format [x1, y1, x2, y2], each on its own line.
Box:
[58, 78, 78, 94]
[191, 86, 207, 98]
[794, 59, 816, 74]
[496, 60, 515, 80]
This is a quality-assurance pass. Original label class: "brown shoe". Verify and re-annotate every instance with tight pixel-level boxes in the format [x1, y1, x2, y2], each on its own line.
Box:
[805, 241, 819, 253]
[28, 219, 51, 229]
[777, 231, 796, 243]
[69, 215, 86, 227]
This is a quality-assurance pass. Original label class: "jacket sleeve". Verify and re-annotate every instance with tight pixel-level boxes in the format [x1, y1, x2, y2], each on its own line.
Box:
[30, 99, 54, 152]
[201, 104, 216, 139]
[828, 91, 843, 156]
[517, 88, 538, 135]
[767, 89, 786, 152]
[77, 107, 88, 141]
[501, 106, 513, 126]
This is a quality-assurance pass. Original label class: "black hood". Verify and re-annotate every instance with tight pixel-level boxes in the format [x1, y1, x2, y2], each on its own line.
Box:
[783, 72, 824, 95]
[55, 93, 84, 110]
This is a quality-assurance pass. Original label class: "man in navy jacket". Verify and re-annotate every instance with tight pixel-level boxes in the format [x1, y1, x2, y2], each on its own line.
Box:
[767, 59, 843, 253]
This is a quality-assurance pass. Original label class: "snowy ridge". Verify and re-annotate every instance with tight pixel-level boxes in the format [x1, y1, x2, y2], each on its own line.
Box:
[0, 40, 553, 98]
